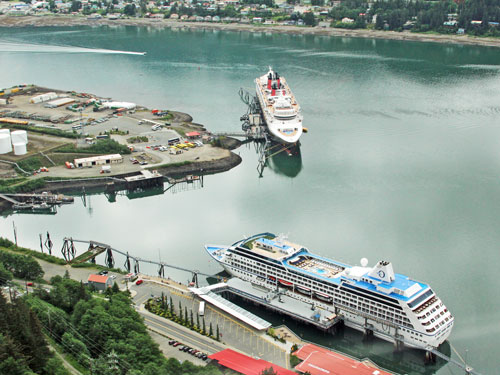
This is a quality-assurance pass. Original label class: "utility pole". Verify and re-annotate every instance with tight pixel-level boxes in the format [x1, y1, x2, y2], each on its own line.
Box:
[12, 221, 17, 246]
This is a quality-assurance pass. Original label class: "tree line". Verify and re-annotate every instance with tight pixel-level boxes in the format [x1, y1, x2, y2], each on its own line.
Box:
[328, 0, 500, 35]
[24, 273, 223, 374]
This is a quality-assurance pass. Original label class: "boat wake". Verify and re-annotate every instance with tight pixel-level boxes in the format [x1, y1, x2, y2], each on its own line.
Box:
[0, 40, 146, 55]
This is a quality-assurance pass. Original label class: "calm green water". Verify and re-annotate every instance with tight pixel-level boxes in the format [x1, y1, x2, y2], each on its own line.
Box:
[2, 26, 500, 374]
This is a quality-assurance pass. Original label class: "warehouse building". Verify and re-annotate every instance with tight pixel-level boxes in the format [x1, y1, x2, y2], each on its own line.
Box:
[74, 154, 123, 168]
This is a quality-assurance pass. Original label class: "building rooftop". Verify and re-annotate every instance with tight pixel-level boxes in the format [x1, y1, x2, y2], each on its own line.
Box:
[294, 344, 394, 375]
[190, 283, 271, 331]
[208, 349, 296, 375]
[88, 274, 109, 284]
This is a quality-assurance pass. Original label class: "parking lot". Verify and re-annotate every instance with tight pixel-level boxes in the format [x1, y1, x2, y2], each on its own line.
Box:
[3, 89, 229, 178]
[131, 280, 290, 369]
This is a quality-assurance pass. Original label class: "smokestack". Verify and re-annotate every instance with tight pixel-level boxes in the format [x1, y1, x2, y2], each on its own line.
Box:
[267, 73, 272, 89]
[277, 78, 280, 88]
[271, 89, 276, 96]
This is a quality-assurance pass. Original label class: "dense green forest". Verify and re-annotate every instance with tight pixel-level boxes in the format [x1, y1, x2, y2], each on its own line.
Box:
[329, 0, 500, 35]
[0, 293, 70, 375]
[25, 275, 223, 374]
[0, 266, 222, 374]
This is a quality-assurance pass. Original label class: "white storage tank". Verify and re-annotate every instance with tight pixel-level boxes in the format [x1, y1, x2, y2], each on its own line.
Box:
[11, 130, 28, 144]
[0, 134, 12, 154]
[13, 142, 27, 156]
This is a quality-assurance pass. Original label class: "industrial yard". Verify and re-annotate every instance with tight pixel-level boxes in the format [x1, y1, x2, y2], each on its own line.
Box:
[0, 85, 239, 182]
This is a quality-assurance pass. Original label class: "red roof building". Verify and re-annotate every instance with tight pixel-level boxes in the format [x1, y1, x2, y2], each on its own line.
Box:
[293, 344, 394, 375]
[87, 274, 112, 291]
[208, 349, 295, 375]
[185, 131, 201, 138]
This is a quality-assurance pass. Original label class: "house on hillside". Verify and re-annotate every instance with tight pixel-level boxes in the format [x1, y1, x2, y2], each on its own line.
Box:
[88, 274, 112, 291]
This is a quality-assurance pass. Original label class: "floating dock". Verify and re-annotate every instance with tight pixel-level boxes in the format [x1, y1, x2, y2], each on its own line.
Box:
[223, 278, 342, 331]
[124, 170, 163, 190]
[0, 192, 74, 212]
[190, 278, 341, 332]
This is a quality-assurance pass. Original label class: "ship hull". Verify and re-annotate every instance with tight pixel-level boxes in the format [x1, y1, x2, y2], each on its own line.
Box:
[255, 68, 303, 145]
[204, 243, 453, 351]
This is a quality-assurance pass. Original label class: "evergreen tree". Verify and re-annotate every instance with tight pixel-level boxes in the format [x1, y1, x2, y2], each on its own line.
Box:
[216, 324, 220, 341]
[190, 310, 194, 328]
[184, 306, 188, 324]
[169, 296, 173, 315]
[202, 317, 206, 335]
[209, 322, 213, 337]
[196, 313, 200, 329]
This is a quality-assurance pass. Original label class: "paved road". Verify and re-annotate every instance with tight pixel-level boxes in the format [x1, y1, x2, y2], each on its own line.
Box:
[19, 257, 290, 369]
[130, 280, 290, 369]
[140, 310, 225, 354]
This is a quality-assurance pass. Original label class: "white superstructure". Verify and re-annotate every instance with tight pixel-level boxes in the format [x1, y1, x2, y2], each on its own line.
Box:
[205, 233, 454, 350]
[255, 67, 303, 144]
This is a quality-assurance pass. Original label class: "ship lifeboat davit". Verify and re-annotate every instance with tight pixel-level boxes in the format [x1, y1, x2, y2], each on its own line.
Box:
[314, 291, 333, 303]
[278, 279, 293, 287]
[296, 285, 311, 295]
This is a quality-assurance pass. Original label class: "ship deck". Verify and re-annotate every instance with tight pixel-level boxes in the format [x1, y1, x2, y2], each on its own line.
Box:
[284, 250, 429, 302]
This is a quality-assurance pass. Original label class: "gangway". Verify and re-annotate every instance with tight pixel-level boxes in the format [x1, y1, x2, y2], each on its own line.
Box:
[61, 238, 222, 282]
[426, 347, 480, 375]
[0, 193, 21, 205]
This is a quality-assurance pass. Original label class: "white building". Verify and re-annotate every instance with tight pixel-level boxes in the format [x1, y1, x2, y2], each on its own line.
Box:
[74, 154, 123, 168]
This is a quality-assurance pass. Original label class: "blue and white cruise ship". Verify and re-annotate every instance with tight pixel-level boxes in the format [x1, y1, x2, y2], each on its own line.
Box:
[205, 233, 454, 350]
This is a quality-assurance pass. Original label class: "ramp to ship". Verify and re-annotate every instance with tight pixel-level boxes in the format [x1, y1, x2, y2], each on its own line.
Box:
[190, 283, 271, 331]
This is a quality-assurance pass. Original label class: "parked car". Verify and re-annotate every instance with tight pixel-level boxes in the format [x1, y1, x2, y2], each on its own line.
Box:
[99, 270, 108, 275]
[168, 340, 176, 345]
[179, 346, 186, 351]
[136, 279, 143, 285]
[172, 342, 181, 347]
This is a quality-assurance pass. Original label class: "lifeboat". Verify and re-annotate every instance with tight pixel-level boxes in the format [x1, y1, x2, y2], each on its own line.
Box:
[268, 276, 276, 282]
[314, 291, 333, 303]
[295, 285, 311, 295]
[278, 279, 293, 287]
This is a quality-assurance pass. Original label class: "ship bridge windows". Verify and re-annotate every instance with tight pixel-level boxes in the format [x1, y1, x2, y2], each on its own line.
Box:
[408, 289, 434, 309]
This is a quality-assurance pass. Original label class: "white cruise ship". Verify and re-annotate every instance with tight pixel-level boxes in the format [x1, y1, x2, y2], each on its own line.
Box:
[205, 233, 454, 350]
[255, 68, 303, 144]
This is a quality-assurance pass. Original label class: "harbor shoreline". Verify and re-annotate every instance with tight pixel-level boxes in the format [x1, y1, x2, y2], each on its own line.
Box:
[1, 15, 500, 48]
[0, 152, 241, 211]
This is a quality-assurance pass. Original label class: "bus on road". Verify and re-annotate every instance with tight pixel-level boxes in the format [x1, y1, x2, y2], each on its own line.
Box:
[198, 301, 205, 316]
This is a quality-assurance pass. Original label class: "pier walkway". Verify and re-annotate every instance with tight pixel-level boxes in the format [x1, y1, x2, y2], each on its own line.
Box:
[190, 283, 271, 331]
[0, 193, 21, 205]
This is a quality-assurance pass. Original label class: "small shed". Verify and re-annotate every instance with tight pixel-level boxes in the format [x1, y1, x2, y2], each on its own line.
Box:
[186, 131, 201, 139]
[87, 274, 112, 291]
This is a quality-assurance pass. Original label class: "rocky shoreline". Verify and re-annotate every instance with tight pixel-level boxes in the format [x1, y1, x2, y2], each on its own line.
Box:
[1, 15, 500, 48]
[0, 152, 242, 212]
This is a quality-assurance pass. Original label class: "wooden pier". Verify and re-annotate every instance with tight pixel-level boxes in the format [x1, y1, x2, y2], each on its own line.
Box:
[0, 192, 74, 212]
[70, 244, 108, 264]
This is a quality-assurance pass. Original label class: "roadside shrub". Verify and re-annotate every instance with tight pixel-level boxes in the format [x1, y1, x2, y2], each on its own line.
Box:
[0, 249, 44, 280]
[55, 139, 131, 155]
[0, 178, 47, 194]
